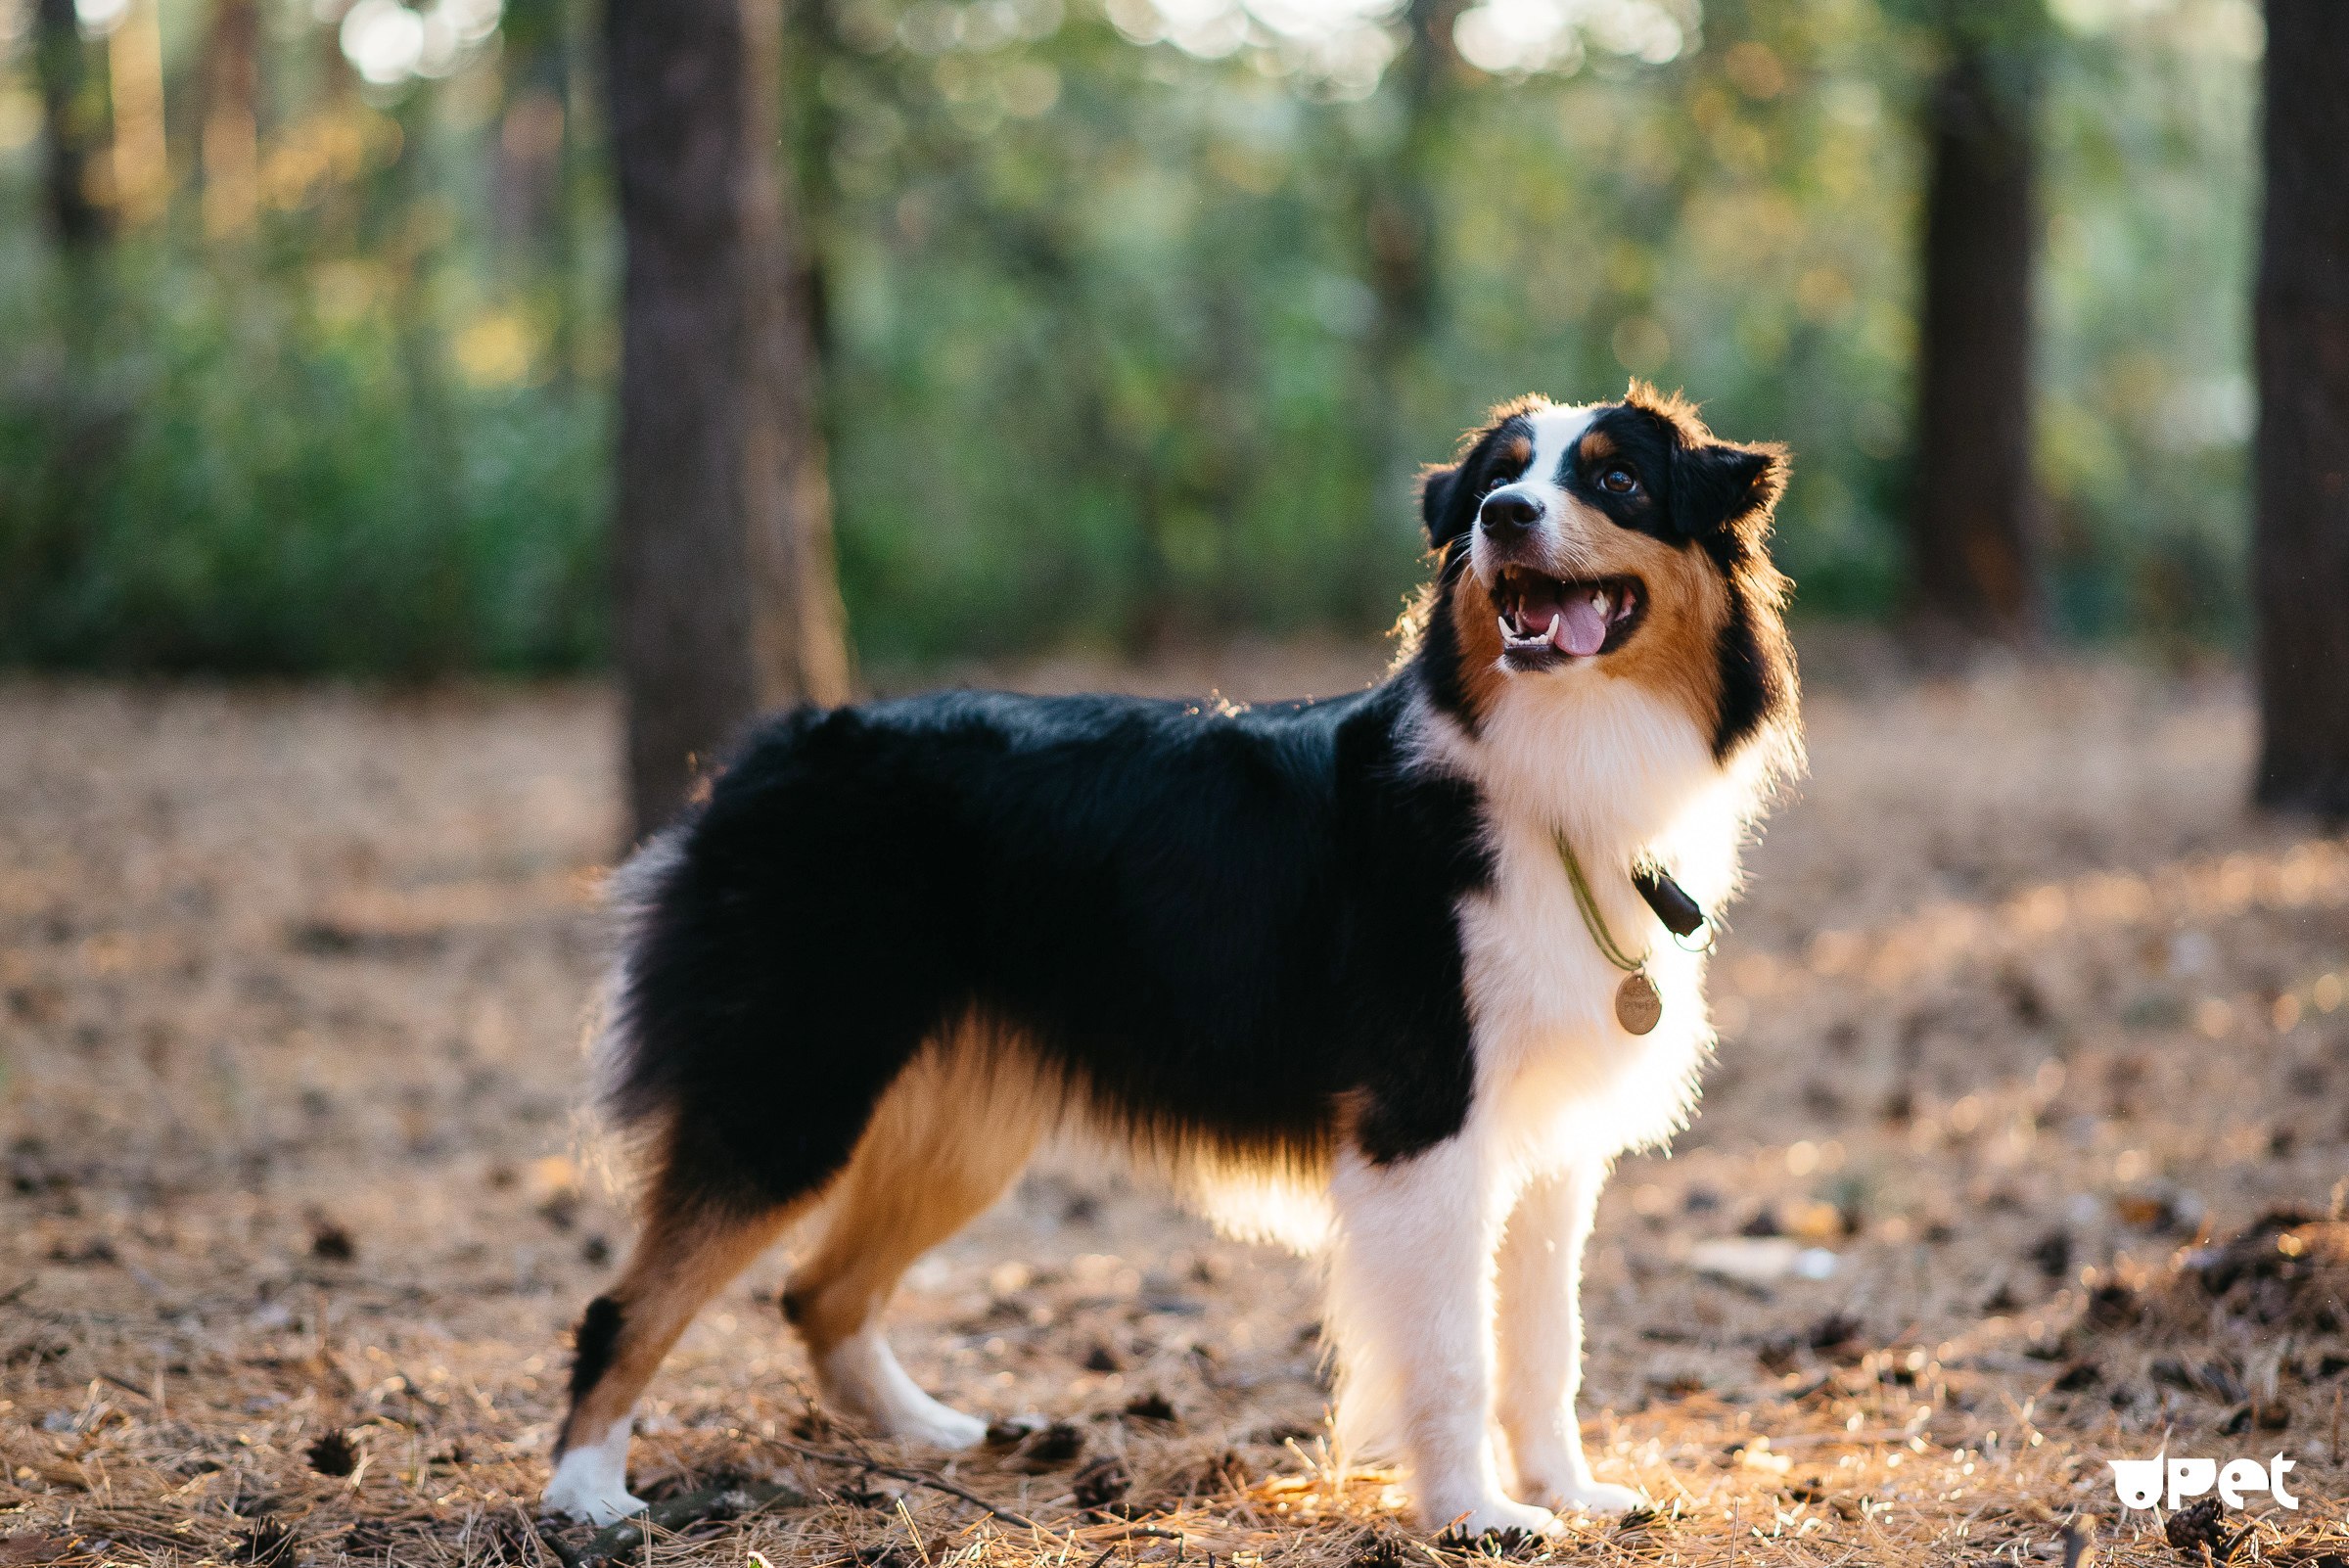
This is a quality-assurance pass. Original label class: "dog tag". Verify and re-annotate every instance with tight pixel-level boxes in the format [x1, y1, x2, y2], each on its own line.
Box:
[1614, 972, 1662, 1035]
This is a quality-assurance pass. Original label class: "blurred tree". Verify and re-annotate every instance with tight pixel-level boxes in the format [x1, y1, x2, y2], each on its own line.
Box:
[200, 0, 260, 238]
[0, 0, 2268, 680]
[1359, 0, 1451, 514]
[106, 0, 168, 225]
[2251, 0, 2349, 816]
[33, 0, 108, 248]
[741, 0, 854, 713]
[606, 0, 852, 840]
[1908, 0, 2044, 648]
[496, 0, 594, 381]
[781, 0, 838, 369]
[495, 0, 570, 246]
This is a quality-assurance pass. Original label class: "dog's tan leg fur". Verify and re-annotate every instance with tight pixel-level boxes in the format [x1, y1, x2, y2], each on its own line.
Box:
[547, 1031, 1055, 1522]
[564, 1206, 793, 1444]
[784, 1030, 1056, 1442]
[543, 1181, 800, 1524]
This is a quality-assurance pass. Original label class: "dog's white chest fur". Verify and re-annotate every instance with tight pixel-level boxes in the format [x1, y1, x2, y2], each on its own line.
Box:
[1426, 673, 1753, 1172]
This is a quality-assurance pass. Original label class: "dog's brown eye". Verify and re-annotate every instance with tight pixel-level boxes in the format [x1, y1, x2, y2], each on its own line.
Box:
[1599, 467, 1638, 495]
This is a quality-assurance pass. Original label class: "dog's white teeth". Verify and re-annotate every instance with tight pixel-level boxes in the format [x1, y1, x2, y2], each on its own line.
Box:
[1500, 610, 1563, 644]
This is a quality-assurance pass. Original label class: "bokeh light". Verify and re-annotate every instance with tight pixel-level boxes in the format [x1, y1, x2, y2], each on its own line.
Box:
[333, 0, 501, 87]
[1452, 0, 1694, 75]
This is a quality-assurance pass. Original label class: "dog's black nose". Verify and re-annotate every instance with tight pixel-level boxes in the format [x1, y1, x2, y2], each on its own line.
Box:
[1479, 489, 1543, 534]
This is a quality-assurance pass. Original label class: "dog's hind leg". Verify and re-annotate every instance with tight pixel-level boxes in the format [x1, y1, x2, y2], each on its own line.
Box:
[783, 1034, 1052, 1447]
[544, 1157, 802, 1525]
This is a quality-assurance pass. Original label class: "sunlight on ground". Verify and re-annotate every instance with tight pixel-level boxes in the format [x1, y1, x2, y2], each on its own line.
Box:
[3, 653, 2348, 1565]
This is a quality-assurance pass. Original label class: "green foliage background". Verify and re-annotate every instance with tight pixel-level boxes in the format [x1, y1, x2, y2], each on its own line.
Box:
[0, 0, 2259, 674]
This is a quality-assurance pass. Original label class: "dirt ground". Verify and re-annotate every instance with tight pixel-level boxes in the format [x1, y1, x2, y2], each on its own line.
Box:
[5, 641, 2349, 1567]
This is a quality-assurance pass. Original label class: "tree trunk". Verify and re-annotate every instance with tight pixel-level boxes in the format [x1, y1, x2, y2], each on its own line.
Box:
[1908, 14, 2041, 648]
[781, 0, 837, 365]
[2252, 0, 2349, 816]
[606, 0, 852, 841]
[738, 0, 852, 716]
[200, 0, 259, 237]
[492, 0, 570, 251]
[34, 0, 107, 248]
[1361, 0, 1447, 530]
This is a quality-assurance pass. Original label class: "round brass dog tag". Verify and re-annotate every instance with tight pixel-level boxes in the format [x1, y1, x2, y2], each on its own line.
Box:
[1615, 972, 1662, 1035]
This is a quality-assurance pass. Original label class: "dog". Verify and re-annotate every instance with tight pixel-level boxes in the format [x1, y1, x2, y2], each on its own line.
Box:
[542, 384, 1801, 1536]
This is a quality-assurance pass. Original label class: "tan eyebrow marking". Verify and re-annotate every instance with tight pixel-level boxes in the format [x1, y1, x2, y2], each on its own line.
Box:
[1579, 430, 1618, 464]
[1499, 433, 1532, 472]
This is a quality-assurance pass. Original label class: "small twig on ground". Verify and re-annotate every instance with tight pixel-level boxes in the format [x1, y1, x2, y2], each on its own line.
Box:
[515, 1501, 571, 1568]
[765, 1433, 1055, 1536]
[96, 1369, 157, 1404]
[898, 1498, 933, 1568]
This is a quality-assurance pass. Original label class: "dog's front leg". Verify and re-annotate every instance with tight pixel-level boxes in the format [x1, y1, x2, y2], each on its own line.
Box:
[1493, 1161, 1641, 1515]
[1326, 1137, 1557, 1538]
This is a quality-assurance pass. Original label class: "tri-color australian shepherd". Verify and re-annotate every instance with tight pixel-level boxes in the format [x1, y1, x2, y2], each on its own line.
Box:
[543, 386, 1802, 1537]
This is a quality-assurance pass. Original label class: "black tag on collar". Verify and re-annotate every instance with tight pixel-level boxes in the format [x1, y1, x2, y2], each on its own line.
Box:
[1632, 864, 1708, 939]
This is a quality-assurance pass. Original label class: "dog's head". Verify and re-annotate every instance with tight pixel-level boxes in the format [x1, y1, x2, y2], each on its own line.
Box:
[1410, 384, 1798, 763]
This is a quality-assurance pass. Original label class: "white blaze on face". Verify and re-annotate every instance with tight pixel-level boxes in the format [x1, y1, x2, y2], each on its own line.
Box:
[1467, 402, 1600, 589]
[1521, 403, 1599, 492]
[1473, 402, 1648, 662]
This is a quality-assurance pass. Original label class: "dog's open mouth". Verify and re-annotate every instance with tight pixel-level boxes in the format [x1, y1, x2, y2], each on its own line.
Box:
[1493, 568, 1643, 660]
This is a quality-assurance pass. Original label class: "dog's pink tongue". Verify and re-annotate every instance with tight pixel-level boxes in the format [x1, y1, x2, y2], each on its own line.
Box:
[1552, 592, 1610, 657]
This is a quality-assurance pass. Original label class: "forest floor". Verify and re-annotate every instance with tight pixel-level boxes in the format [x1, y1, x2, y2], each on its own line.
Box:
[5, 640, 2349, 1567]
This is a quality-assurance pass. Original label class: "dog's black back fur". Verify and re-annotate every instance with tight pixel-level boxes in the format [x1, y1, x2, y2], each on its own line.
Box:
[608, 670, 1491, 1219]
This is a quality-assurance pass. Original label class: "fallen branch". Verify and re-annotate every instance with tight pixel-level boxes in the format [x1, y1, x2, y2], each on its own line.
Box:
[552, 1481, 807, 1568]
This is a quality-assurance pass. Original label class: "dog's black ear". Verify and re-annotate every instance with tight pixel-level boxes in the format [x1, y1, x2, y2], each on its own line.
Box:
[1418, 463, 1468, 550]
[1625, 380, 1789, 543]
[1669, 439, 1788, 542]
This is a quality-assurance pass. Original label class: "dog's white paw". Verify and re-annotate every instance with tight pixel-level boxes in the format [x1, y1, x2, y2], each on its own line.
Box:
[542, 1458, 646, 1526]
[1430, 1497, 1564, 1540]
[889, 1395, 988, 1450]
[1521, 1478, 1643, 1517]
[541, 1479, 649, 1528]
[819, 1328, 988, 1450]
[542, 1418, 645, 1526]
